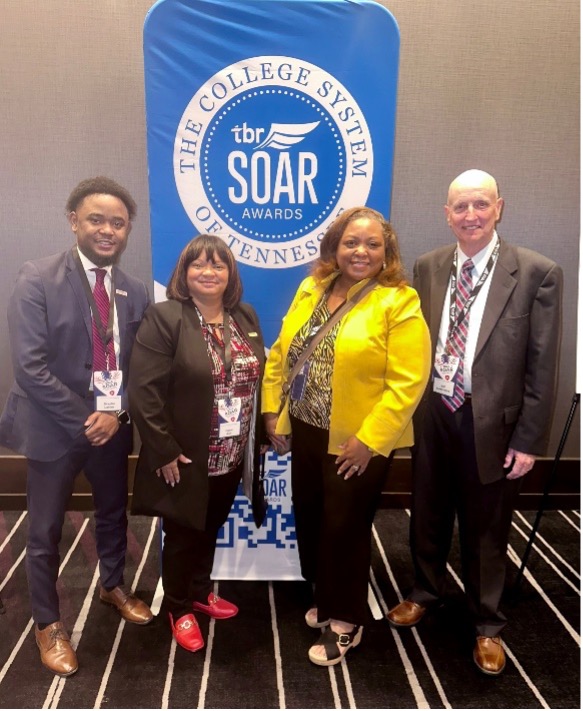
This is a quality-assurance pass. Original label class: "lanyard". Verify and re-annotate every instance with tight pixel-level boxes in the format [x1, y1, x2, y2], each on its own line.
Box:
[196, 307, 233, 385]
[282, 277, 378, 400]
[73, 249, 115, 351]
[447, 241, 499, 338]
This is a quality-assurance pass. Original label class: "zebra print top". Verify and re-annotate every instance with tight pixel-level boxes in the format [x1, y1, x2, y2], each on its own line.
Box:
[287, 292, 340, 430]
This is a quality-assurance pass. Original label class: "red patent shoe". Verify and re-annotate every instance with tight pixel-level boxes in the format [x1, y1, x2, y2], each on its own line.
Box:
[168, 613, 204, 652]
[192, 593, 238, 619]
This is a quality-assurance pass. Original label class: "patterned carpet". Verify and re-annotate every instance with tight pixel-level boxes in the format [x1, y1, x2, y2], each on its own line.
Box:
[0, 508, 579, 709]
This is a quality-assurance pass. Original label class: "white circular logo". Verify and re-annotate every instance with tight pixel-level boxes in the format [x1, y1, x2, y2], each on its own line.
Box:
[174, 56, 373, 268]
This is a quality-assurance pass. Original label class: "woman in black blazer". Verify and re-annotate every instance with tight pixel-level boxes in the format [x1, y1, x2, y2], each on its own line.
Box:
[129, 234, 265, 653]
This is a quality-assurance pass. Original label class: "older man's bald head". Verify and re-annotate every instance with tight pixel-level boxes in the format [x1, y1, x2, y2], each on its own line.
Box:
[447, 169, 500, 204]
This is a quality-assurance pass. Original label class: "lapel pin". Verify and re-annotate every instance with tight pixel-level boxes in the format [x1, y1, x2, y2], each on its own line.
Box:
[116, 289, 128, 296]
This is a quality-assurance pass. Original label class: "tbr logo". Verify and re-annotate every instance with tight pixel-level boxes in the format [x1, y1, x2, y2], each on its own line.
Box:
[174, 56, 373, 269]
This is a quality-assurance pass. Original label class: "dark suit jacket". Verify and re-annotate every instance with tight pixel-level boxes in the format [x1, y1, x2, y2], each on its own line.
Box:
[0, 248, 150, 462]
[128, 298, 265, 530]
[413, 238, 563, 484]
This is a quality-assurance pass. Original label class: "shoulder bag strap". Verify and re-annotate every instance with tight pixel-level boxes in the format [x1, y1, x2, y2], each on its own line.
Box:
[281, 278, 378, 400]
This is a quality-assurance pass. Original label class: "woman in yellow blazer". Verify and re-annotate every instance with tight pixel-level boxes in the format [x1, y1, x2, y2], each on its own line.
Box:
[262, 207, 431, 666]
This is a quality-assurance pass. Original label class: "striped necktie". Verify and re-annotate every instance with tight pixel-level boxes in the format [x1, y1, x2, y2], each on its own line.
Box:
[91, 268, 116, 372]
[441, 258, 474, 412]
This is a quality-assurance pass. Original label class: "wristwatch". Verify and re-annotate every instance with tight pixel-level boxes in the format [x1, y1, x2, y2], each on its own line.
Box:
[116, 410, 130, 425]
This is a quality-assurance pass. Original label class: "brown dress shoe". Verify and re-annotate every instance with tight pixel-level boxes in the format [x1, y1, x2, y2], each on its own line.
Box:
[99, 585, 153, 625]
[35, 622, 78, 677]
[473, 636, 506, 675]
[387, 600, 427, 627]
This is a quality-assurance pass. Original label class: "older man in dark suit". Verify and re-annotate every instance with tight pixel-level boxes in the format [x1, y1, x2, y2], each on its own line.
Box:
[0, 177, 153, 677]
[387, 169, 562, 675]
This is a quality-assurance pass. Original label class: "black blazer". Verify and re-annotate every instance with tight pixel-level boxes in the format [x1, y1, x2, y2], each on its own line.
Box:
[413, 238, 562, 484]
[128, 298, 266, 529]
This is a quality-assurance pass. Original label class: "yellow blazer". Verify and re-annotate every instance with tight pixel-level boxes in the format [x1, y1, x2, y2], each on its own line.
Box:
[262, 275, 431, 456]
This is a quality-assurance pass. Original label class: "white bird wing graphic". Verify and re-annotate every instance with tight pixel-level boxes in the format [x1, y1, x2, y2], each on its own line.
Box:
[254, 121, 320, 151]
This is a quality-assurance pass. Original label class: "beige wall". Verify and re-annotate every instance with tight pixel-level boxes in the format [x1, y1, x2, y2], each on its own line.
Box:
[0, 0, 579, 456]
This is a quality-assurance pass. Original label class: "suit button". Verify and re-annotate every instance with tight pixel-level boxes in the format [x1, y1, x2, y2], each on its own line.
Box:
[85, 363, 92, 370]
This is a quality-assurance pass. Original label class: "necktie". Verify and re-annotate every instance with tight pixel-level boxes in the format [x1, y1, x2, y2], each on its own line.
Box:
[91, 268, 117, 372]
[441, 258, 474, 412]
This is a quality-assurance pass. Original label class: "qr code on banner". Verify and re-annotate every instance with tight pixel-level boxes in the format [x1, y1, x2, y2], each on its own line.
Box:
[216, 450, 297, 550]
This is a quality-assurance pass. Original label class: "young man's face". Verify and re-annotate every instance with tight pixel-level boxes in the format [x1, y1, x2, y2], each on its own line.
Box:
[69, 193, 131, 266]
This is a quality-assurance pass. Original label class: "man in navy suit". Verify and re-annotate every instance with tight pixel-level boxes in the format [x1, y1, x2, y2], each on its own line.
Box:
[0, 177, 153, 676]
[387, 170, 562, 675]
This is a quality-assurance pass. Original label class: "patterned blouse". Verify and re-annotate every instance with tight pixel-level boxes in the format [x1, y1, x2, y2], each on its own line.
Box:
[196, 308, 260, 476]
[287, 292, 340, 430]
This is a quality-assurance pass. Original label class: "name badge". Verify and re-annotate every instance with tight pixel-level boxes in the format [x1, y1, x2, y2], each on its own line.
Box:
[93, 370, 123, 411]
[432, 352, 459, 397]
[290, 361, 310, 401]
[218, 396, 242, 438]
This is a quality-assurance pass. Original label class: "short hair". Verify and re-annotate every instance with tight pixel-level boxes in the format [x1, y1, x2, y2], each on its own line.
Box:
[166, 234, 243, 309]
[311, 206, 407, 287]
[65, 177, 137, 221]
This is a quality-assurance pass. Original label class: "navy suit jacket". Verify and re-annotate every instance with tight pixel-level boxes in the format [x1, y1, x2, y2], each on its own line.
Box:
[413, 238, 563, 484]
[0, 248, 150, 461]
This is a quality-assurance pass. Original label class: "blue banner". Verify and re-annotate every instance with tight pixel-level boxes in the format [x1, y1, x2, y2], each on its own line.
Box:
[144, 0, 400, 344]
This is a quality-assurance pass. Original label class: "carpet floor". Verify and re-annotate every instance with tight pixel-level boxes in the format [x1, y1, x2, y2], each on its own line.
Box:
[0, 508, 579, 709]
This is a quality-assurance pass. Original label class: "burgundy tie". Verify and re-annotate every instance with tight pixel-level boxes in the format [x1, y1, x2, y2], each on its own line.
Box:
[91, 268, 117, 372]
[441, 258, 474, 412]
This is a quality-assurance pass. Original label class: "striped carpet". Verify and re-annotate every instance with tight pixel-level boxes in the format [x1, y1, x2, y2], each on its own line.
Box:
[0, 509, 579, 709]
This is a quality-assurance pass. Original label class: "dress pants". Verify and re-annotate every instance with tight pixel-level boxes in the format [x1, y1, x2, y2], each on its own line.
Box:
[410, 393, 521, 637]
[26, 424, 132, 624]
[161, 464, 242, 616]
[290, 416, 388, 626]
